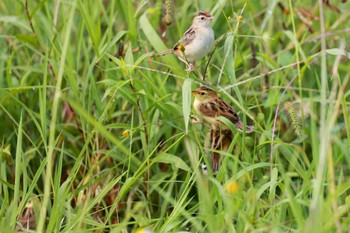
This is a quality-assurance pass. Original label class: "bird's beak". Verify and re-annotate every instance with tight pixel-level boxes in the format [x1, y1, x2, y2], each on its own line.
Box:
[192, 90, 198, 95]
[209, 15, 214, 20]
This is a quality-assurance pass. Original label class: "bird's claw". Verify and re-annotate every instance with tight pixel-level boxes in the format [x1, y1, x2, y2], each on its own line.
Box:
[186, 63, 195, 72]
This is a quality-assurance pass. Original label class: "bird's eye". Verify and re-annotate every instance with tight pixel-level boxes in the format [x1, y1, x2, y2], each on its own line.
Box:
[200, 92, 205, 96]
[200, 16, 205, 20]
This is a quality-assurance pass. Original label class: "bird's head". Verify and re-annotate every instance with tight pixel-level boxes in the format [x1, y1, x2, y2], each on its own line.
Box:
[192, 86, 217, 102]
[192, 11, 214, 27]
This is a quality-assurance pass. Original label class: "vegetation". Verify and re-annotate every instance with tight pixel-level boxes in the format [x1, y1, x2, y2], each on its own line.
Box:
[1, 0, 349, 232]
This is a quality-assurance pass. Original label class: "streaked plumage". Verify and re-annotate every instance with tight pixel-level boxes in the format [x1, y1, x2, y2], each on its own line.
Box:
[210, 129, 233, 174]
[192, 86, 254, 174]
[192, 86, 254, 133]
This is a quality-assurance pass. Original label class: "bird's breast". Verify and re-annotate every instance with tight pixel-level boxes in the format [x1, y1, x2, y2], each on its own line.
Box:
[194, 99, 222, 126]
[185, 27, 214, 62]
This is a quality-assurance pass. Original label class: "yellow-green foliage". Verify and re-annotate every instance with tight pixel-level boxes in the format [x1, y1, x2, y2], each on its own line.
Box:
[164, 0, 174, 26]
[284, 101, 302, 138]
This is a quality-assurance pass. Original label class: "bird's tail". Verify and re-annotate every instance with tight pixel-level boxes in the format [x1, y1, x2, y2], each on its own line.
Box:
[210, 129, 233, 174]
[234, 121, 255, 133]
[212, 152, 220, 175]
[156, 49, 174, 56]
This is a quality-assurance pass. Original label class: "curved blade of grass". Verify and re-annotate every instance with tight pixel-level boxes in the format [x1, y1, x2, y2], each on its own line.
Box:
[77, 0, 101, 55]
[182, 78, 192, 132]
[326, 48, 350, 59]
[10, 114, 23, 228]
[157, 153, 191, 172]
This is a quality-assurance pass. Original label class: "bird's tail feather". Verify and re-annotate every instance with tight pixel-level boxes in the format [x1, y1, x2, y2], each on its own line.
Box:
[157, 49, 174, 56]
[234, 121, 254, 133]
[210, 129, 233, 174]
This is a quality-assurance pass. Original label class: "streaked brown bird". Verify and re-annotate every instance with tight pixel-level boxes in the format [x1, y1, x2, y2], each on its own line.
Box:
[192, 86, 254, 174]
[192, 86, 254, 133]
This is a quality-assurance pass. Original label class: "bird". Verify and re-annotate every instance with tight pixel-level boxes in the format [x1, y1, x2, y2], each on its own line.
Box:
[158, 10, 215, 79]
[192, 86, 254, 133]
[192, 86, 254, 174]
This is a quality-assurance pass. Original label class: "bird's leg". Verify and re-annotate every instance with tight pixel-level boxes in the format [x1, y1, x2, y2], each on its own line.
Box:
[190, 115, 201, 124]
[191, 63, 205, 81]
[176, 55, 193, 71]
[187, 63, 195, 72]
[190, 115, 213, 129]
[178, 56, 190, 67]
[177, 53, 204, 80]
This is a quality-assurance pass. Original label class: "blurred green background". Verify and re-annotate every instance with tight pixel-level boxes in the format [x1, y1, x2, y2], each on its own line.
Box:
[0, 0, 350, 232]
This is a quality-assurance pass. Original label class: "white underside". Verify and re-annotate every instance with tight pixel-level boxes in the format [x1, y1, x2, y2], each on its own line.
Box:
[185, 27, 214, 63]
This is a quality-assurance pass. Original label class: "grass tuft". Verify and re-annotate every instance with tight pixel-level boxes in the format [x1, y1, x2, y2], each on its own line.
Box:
[283, 101, 302, 138]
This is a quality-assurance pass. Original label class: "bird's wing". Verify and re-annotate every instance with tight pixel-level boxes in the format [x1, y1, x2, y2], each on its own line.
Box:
[205, 98, 254, 133]
[199, 100, 219, 118]
[174, 26, 197, 49]
[213, 98, 241, 123]
[199, 98, 238, 119]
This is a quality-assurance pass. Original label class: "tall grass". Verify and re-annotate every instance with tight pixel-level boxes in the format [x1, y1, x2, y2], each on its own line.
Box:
[0, 0, 350, 232]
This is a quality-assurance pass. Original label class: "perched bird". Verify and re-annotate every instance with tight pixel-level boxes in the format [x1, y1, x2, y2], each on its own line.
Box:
[159, 11, 215, 78]
[192, 86, 254, 133]
[192, 86, 254, 174]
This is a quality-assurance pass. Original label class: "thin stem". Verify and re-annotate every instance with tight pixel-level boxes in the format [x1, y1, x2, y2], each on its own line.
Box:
[270, 73, 298, 164]
[129, 82, 149, 199]
[129, 84, 149, 145]
[307, 1, 329, 231]
[25, 0, 35, 34]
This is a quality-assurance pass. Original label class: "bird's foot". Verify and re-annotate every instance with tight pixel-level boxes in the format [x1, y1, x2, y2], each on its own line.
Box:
[190, 115, 201, 124]
[186, 63, 195, 72]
